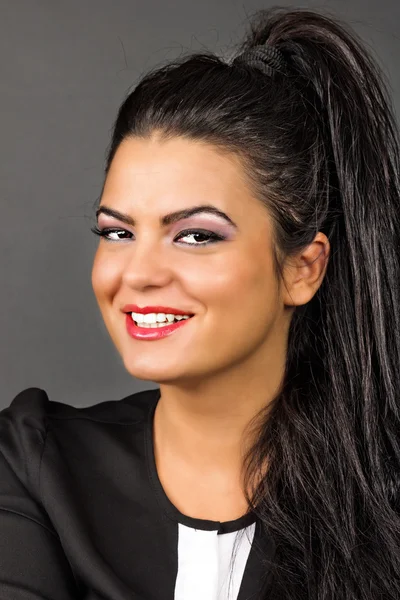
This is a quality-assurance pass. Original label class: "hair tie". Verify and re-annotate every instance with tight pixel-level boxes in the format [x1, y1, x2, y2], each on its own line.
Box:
[232, 45, 287, 77]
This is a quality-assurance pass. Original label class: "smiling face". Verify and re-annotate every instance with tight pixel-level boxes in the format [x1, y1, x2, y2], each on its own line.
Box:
[91, 134, 292, 385]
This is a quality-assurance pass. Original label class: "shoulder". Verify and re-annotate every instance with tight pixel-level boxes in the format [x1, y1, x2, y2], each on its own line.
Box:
[0, 385, 160, 426]
[0, 388, 50, 478]
[0, 386, 160, 494]
[0, 388, 51, 506]
[0, 387, 49, 441]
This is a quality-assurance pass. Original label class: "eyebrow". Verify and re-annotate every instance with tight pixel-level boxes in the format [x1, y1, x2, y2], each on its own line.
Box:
[95, 204, 238, 229]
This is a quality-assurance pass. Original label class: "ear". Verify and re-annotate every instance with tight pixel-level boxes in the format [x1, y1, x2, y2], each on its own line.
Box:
[281, 232, 330, 307]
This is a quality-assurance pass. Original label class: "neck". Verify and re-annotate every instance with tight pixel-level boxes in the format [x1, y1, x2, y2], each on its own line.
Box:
[154, 346, 286, 482]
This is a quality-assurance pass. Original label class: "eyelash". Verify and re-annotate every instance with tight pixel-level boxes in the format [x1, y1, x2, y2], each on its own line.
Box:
[90, 226, 225, 247]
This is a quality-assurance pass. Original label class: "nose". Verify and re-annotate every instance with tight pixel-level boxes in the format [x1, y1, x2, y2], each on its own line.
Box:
[121, 237, 173, 289]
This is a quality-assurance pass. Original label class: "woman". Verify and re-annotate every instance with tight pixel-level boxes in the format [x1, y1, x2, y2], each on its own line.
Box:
[1, 6, 399, 600]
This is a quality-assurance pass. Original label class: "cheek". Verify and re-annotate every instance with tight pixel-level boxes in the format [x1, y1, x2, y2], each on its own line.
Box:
[195, 254, 274, 311]
[215, 259, 280, 351]
[91, 251, 121, 301]
[180, 259, 245, 307]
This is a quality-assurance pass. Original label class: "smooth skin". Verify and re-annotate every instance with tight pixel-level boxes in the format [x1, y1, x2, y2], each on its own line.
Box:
[92, 133, 330, 521]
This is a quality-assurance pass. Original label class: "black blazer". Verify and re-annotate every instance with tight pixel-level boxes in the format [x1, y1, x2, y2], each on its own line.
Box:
[0, 387, 274, 599]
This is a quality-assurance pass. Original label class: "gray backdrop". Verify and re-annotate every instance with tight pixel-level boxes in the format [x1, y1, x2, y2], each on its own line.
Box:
[1, 0, 399, 408]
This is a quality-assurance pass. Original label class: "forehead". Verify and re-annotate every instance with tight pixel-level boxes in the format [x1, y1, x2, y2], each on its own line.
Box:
[101, 135, 270, 229]
[105, 136, 250, 194]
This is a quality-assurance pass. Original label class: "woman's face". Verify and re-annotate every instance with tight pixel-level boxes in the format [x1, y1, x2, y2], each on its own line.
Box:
[92, 134, 291, 384]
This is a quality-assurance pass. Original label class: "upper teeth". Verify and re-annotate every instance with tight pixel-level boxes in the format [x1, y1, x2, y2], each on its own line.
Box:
[131, 312, 192, 324]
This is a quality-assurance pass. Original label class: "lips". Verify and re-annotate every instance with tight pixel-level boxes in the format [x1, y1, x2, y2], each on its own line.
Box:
[122, 304, 194, 316]
[125, 311, 193, 340]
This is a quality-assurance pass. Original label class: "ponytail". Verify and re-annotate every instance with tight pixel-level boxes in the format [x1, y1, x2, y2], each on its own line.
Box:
[238, 9, 400, 599]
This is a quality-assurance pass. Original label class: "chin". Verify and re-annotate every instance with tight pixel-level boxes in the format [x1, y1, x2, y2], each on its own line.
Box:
[122, 356, 182, 382]
[122, 355, 208, 386]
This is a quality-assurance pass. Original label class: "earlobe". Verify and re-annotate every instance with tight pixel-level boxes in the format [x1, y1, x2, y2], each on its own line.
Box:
[281, 234, 330, 307]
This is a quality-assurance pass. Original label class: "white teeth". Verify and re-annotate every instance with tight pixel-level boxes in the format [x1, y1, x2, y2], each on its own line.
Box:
[131, 312, 192, 327]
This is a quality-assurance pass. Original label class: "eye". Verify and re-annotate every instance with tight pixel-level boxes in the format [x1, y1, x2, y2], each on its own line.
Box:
[90, 226, 225, 246]
[174, 229, 225, 246]
[91, 226, 132, 241]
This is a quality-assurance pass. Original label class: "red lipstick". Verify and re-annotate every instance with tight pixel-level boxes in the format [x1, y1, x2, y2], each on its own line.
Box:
[122, 305, 195, 341]
[122, 305, 194, 316]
